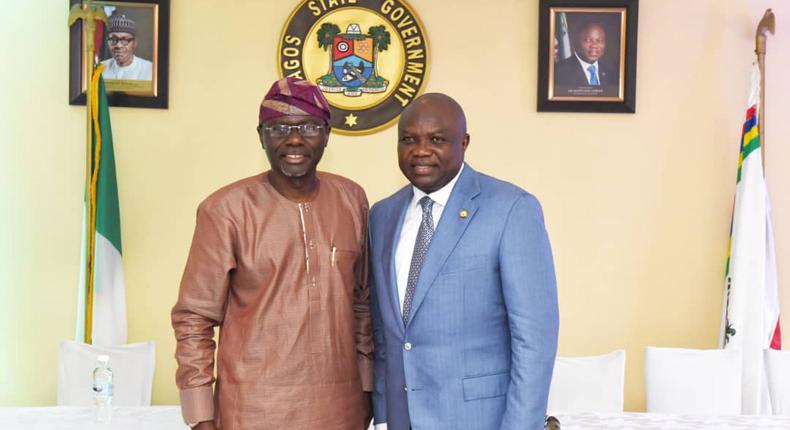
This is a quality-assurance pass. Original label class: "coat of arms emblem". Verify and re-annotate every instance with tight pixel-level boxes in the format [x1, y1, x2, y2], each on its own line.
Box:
[317, 24, 389, 97]
[277, 0, 429, 135]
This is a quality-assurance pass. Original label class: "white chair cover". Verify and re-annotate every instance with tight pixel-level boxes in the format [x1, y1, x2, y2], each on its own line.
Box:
[765, 349, 790, 415]
[57, 340, 155, 406]
[547, 349, 626, 413]
[644, 346, 741, 415]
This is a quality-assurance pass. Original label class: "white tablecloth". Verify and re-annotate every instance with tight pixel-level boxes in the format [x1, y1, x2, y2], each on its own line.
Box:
[0, 406, 188, 430]
[4, 407, 790, 429]
[554, 411, 790, 429]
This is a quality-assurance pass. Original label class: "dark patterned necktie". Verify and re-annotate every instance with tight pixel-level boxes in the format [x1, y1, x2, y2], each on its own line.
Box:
[402, 196, 435, 324]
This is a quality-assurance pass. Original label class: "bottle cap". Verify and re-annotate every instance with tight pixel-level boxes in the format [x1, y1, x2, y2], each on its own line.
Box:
[97, 354, 110, 364]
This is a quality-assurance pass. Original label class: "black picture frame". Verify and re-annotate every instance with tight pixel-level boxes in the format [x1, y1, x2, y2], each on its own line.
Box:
[69, 0, 170, 109]
[537, 0, 638, 113]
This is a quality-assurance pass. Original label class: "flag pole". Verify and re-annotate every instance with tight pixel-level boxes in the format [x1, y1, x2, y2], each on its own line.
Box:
[68, 0, 107, 343]
[755, 9, 775, 173]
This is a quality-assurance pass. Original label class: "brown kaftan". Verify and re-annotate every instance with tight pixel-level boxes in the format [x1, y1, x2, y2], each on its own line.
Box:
[172, 172, 373, 429]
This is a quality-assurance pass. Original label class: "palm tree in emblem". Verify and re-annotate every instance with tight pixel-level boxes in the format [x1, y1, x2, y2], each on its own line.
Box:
[367, 25, 391, 80]
[317, 23, 341, 75]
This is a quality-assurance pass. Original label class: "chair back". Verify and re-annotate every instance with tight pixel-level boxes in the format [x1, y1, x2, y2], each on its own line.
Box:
[547, 349, 626, 413]
[57, 339, 155, 406]
[645, 346, 741, 415]
[765, 349, 790, 415]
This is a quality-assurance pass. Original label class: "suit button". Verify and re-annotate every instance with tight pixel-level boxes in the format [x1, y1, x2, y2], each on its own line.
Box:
[404, 342, 412, 351]
[403, 385, 408, 391]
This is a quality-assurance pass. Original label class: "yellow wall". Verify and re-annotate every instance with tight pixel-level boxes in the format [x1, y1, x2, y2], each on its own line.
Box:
[2, 0, 789, 412]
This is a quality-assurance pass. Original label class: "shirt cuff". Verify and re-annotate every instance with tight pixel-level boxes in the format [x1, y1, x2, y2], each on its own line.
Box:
[374, 423, 388, 430]
[179, 385, 214, 425]
[359, 355, 374, 392]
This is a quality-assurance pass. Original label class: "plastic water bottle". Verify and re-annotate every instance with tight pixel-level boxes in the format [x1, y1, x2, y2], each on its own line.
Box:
[92, 354, 113, 422]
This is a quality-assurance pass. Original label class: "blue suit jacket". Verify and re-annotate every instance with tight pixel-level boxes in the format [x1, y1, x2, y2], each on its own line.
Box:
[369, 164, 559, 430]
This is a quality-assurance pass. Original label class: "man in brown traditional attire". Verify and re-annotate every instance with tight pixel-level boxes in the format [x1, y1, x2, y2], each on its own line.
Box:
[172, 77, 373, 430]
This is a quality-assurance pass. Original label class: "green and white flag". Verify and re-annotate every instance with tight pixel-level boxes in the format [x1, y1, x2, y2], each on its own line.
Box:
[76, 65, 127, 346]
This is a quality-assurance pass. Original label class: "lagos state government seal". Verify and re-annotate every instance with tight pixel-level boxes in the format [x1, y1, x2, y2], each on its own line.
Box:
[278, 0, 429, 135]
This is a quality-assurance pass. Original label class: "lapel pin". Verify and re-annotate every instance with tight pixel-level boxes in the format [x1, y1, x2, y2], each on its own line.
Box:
[459, 209, 468, 219]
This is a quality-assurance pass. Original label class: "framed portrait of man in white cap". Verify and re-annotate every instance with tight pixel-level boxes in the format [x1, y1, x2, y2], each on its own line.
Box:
[69, 0, 170, 109]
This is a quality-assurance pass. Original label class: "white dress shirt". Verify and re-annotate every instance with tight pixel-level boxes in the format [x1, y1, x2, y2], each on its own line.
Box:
[574, 53, 600, 85]
[394, 164, 464, 311]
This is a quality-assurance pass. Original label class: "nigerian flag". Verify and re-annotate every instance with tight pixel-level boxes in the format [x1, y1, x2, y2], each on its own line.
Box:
[720, 63, 782, 415]
[76, 64, 127, 346]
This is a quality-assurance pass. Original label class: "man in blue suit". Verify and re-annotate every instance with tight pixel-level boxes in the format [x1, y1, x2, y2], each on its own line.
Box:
[553, 21, 619, 97]
[369, 93, 559, 430]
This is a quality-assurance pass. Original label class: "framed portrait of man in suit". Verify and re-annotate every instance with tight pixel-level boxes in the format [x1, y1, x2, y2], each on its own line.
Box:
[69, 0, 170, 109]
[537, 0, 638, 113]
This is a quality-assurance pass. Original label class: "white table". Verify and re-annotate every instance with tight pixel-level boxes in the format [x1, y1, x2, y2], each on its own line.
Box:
[0, 406, 188, 429]
[554, 411, 790, 429]
[4, 407, 790, 429]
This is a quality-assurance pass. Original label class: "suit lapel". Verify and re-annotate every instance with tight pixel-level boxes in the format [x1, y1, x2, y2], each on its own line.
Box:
[575, 60, 589, 85]
[381, 186, 412, 334]
[406, 165, 481, 328]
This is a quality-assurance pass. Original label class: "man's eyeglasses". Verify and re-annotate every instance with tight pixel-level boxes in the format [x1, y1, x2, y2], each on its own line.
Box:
[107, 37, 135, 47]
[263, 123, 326, 138]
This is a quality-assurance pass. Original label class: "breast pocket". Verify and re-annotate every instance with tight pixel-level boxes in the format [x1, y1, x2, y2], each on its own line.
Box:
[332, 248, 359, 270]
[329, 242, 361, 294]
[440, 254, 490, 275]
